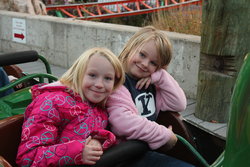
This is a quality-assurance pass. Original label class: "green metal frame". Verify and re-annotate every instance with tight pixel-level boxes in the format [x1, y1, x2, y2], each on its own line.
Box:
[0, 53, 58, 120]
[38, 55, 52, 74]
[0, 73, 57, 93]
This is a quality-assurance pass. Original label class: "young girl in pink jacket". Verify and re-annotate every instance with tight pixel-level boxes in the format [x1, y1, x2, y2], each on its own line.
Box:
[16, 48, 125, 167]
[107, 26, 194, 167]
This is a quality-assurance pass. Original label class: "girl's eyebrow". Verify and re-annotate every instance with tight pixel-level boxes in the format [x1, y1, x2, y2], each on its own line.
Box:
[140, 49, 149, 56]
[88, 68, 115, 75]
[105, 72, 115, 76]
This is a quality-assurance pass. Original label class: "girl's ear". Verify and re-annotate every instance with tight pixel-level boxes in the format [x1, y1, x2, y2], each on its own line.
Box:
[162, 65, 168, 70]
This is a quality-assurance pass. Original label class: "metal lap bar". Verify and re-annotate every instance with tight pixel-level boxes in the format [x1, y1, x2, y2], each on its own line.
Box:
[0, 74, 58, 93]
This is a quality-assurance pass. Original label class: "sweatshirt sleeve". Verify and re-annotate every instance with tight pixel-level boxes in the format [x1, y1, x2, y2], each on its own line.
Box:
[90, 129, 116, 150]
[16, 96, 85, 167]
[151, 69, 187, 112]
[106, 86, 174, 150]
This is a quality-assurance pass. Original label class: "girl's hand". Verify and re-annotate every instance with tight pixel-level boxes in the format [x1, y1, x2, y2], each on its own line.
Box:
[158, 126, 177, 152]
[136, 77, 152, 90]
[166, 126, 177, 149]
[82, 136, 103, 165]
[8, 75, 23, 89]
[88, 138, 102, 148]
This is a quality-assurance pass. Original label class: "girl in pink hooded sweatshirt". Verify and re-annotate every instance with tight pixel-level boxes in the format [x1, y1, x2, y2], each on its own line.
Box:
[107, 26, 194, 167]
[16, 47, 125, 167]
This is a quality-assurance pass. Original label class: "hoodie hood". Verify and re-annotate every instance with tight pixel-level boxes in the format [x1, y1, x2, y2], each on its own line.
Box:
[30, 81, 81, 102]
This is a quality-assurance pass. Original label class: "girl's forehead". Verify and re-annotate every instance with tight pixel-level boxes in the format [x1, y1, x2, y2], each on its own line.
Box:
[87, 54, 115, 71]
[141, 39, 155, 48]
[131, 43, 144, 53]
[89, 53, 108, 63]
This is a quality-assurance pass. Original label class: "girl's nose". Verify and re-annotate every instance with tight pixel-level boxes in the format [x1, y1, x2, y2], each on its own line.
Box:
[141, 59, 149, 68]
[95, 78, 104, 88]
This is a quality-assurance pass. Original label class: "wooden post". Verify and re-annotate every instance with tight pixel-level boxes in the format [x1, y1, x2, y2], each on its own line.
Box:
[195, 0, 250, 123]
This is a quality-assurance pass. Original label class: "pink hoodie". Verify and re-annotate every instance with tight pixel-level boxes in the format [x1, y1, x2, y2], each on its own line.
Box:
[16, 82, 116, 167]
[107, 69, 186, 150]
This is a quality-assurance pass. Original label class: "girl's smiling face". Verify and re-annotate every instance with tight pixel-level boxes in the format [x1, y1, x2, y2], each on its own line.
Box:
[126, 40, 159, 79]
[82, 54, 115, 104]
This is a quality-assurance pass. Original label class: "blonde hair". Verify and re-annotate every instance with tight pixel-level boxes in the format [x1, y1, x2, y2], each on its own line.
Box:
[119, 26, 172, 71]
[60, 47, 125, 104]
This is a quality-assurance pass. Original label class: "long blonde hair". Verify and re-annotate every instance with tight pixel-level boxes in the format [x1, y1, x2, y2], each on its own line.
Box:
[119, 26, 172, 71]
[60, 47, 125, 104]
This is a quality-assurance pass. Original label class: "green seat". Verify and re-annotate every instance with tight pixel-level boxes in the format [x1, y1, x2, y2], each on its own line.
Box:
[221, 53, 250, 167]
[0, 88, 31, 120]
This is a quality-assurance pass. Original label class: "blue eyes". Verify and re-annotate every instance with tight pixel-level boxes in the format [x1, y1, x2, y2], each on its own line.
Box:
[105, 77, 113, 81]
[139, 52, 158, 66]
[89, 74, 96, 77]
[151, 62, 157, 66]
[88, 73, 113, 81]
[139, 53, 145, 58]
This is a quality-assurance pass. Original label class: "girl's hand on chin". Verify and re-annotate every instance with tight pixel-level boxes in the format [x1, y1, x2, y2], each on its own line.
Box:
[136, 77, 152, 90]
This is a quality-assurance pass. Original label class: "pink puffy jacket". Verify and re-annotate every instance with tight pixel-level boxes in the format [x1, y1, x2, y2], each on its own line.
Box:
[16, 82, 116, 167]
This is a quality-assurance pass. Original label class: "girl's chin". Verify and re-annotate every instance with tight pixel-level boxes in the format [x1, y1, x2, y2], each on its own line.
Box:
[126, 73, 137, 79]
[128, 73, 144, 80]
